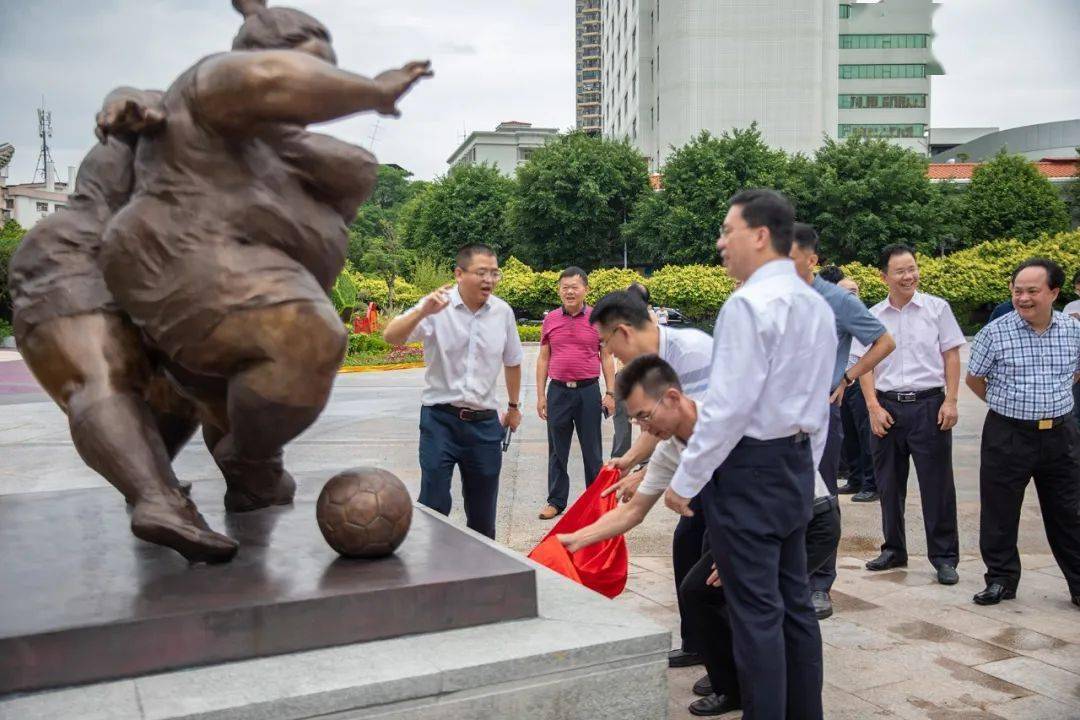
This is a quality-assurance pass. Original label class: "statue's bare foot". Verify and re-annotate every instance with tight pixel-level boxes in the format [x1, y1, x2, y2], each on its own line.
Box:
[131, 493, 238, 563]
[125, 479, 192, 506]
[224, 469, 296, 513]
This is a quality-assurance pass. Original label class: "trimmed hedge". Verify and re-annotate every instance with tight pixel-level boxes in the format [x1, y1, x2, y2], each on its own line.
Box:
[343, 231, 1080, 322]
[517, 324, 542, 342]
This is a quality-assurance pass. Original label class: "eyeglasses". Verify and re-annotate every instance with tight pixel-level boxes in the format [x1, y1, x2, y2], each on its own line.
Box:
[631, 396, 663, 427]
[460, 269, 502, 281]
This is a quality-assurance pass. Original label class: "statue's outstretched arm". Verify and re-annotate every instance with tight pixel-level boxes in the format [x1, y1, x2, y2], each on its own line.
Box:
[194, 51, 432, 130]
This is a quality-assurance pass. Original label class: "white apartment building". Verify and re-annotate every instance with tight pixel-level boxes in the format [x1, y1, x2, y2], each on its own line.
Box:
[0, 157, 76, 230]
[603, 0, 839, 170]
[575, 0, 603, 133]
[601, 0, 941, 169]
[446, 122, 559, 177]
[839, 0, 943, 153]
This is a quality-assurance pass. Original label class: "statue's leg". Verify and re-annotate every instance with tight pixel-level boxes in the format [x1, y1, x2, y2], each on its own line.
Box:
[144, 372, 200, 461]
[175, 300, 346, 512]
[18, 314, 238, 563]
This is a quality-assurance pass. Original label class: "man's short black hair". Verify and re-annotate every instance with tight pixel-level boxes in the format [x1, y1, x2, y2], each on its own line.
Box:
[590, 290, 652, 330]
[627, 281, 650, 305]
[615, 355, 682, 401]
[1012, 257, 1066, 290]
[879, 243, 917, 272]
[456, 244, 496, 270]
[818, 265, 844, 284]
[727, 188, 796, 256]
[559, 266, 589, 286]
[792, 222, 819, 253]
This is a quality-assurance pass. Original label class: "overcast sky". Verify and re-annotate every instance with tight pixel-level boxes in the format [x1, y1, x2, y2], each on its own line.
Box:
[1, 0, 1077, 185]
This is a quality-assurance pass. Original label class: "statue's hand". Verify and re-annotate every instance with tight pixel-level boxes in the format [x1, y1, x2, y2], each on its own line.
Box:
[95, 90, 165, 142]
[373, 60, 434, 117]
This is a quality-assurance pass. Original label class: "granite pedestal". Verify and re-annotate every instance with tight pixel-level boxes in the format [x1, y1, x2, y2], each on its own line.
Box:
[1, 478, 669, 719]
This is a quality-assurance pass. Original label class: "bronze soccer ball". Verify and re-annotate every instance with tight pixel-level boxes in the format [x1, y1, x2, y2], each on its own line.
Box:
[316, 468, 412, 558]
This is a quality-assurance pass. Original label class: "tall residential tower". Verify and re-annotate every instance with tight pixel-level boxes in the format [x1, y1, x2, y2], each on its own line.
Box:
[575, 0, 603, 134]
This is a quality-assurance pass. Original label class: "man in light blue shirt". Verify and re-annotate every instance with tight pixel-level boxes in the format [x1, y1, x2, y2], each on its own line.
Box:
[790, 223, 895, 620]
[664, 189, 836, 720]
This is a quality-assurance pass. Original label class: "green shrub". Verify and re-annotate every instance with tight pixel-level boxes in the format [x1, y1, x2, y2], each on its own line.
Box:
[409, 256, 453, 294]
[330, 270, 358, 315]
[498, 257, 559, 318]
[352, 273, 423, 310]
[348, 332, 391, 355]
[646, 264, 737, 319]
[586, 267, 646, 304]
[517, 324, 542, 342]
[0, 318, 12, 340]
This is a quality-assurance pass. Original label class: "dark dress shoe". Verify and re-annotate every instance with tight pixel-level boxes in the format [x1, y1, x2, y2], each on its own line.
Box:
[973, 583, 1015, 605]
[812, 590, 833, 620]
[1073, 596, 1079, 609]
[836, 482, 858, 495]
[668, 648, 704, 668]
[693, 674, 712, 696]
[851, 490, 879, 502]
[689, 693, 741, 716]
[866, 552, 907, 571]
[936, 565, 959, 585]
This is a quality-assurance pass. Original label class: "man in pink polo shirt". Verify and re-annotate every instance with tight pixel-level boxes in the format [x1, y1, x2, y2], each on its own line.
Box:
[536, 267, 617, 519]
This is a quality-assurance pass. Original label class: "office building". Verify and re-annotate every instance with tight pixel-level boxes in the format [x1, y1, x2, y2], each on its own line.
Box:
[446, 122, 559, 176]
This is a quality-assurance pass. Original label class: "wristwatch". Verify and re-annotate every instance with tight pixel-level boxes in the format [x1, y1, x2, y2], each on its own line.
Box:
[843, 371, 856, 387]
[507, 402, 520, 409]
[605, 390, 615, 398]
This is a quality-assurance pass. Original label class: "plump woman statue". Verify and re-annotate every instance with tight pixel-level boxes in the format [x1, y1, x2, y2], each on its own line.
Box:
[10, 0, 431, 563]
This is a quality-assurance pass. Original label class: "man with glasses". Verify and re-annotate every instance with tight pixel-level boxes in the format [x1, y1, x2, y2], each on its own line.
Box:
[536, 268, 617, 520]
[590, 288, 714, 670]
[557, 355, 840, 717]
[383, 244, 522, 539]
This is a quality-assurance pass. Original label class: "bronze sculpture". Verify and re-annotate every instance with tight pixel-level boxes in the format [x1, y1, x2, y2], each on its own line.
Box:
[10, 0, 432, 563]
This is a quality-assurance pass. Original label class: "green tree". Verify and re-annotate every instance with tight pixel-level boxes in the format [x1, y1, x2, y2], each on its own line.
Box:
[0, 219, 26, 320]
[797, 136, 938, 265]
[359, 219, 414, 310]
[347, 165, 425, 268]
[1062, 147, 1080, 227]
[510, 131, 650, 269]
[623, 125, 791, 265]
[400, 163, 514, 263]
[963, 151, 1070, 244]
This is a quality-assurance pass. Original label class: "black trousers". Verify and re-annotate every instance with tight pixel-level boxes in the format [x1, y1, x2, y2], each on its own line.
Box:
[611, 397, 632, 458]
[870, 393, 959, 568]
[682, 498, 840, 705]
[841, 382, 877, 493]
[980, 411, 1080, 596]
[699, 436, 824, 720]
[810, 405, 843, 592]
[418, 406, 502, 539]
[673, 498, 707, 654]
[546, 381, 603, 510]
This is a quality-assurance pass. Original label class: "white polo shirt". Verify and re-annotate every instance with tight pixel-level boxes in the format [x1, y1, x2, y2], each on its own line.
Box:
[407, 286, 523, 411]
[852, 291, 966, 392]
[659, 325, 713, 399]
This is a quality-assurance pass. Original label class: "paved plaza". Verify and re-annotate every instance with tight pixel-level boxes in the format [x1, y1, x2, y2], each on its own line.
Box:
[1, 344, 1078, 718]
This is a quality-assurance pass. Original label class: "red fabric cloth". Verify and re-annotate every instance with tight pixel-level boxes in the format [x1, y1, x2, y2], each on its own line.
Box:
[527, 467, 628, 598]
[540, 305, 602, 381]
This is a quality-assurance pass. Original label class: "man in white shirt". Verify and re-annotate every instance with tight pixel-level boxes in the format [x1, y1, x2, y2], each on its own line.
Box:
[557, 355, 841, 718]
[663, 189, 836, 720]
[383, 244, 523, 539]
[589, 289, 713, 669]
[855, 244, 965, 584]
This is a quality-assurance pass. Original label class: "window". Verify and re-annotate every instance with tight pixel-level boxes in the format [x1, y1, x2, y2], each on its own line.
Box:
[36, 201, 49, 212]
[3, 198, 12, 210]
[839, 64, 926, 79]
[839, 4, 850, 18]
[839, 94, 927, 109]
[840, 34, 928, 49]
[517, 147, 537, 163]
[838, 123, 926, 139]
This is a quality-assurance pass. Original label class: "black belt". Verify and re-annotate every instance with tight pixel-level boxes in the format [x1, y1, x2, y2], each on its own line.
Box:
[813, 495, 838, 516]
[550, 377, 599, 389]
[990, 410, 1072, 432]
[432, 404, 497, 422]
[877, 387, 943, 403]
[737, 432, 810, 449]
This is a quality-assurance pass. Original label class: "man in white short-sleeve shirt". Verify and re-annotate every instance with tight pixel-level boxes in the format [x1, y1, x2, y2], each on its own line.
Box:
[383, 244, 523, 539]
[854, 244, 966, 584]
[557, 355, 840, 717]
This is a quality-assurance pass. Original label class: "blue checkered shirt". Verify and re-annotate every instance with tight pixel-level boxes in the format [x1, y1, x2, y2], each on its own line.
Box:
[968, 311, 1080, 420]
